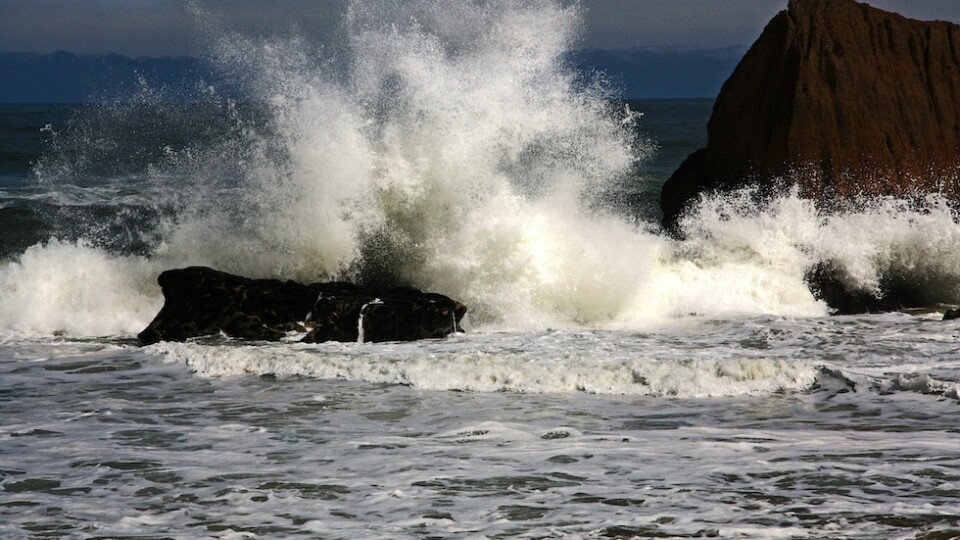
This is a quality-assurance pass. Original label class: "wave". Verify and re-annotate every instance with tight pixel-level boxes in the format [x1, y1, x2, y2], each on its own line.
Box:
[150, 333, 821, 397]
[815, 365, 960, 401]
[0, 240, 160, 336]
[145, 325, 960, 398]
[2, 0, 960, 338]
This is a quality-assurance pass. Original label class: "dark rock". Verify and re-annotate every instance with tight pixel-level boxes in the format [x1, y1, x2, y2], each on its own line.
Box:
[943, 307, 960, 321]
[659, 149, 707, 235]
[302, 289, 466, 343]
[805, 263, 927, 315]
[661, 0, 960, 230]
[138, 267, 466, 345]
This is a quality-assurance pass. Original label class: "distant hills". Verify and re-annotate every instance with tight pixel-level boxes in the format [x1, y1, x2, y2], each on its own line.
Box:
[0, 48, 744, 103]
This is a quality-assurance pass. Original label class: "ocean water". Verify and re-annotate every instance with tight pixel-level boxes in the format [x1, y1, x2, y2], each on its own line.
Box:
[3, 1, 960, 538]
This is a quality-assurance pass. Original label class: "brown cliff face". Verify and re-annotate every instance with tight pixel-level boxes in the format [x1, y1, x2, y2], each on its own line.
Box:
[661, 0, 960, 229]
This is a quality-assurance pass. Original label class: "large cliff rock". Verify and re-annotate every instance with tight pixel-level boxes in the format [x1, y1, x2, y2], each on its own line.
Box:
[138, 267, 466, 345]
[661, 0, 960, 229]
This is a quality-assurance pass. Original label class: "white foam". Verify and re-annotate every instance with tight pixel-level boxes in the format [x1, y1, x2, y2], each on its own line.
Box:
[4, 1, 960, 338]
[0, 239, 161, 336]
[150, 334, 820, 397]
[680, 188, 960, 303]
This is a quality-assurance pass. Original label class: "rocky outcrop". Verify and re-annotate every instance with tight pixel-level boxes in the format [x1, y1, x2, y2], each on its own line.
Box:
[805, 264, 927, 315]
[661, 0, 960, 230]
[302, 288, 468, 343]
[137, 267, 466, 345]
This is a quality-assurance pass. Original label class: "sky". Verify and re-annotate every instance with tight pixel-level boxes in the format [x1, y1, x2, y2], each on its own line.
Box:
[3, 1, 960, 57]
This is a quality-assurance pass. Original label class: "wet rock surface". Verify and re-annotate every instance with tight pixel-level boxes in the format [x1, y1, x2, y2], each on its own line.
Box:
[805, 264, 927, 315]
[138, 267, 466, 345]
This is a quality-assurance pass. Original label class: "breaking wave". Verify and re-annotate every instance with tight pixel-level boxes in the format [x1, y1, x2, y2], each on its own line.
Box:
[2, 0, 960, 338]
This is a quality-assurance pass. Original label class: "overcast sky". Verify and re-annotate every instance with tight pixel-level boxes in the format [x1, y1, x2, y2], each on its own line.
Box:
[2, 1, 960, 57]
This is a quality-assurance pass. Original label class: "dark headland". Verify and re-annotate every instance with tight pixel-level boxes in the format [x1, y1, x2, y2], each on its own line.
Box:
[660, 0, 960, 314]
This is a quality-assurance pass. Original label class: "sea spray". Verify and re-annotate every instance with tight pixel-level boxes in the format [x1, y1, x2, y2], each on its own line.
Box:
[0, 239, 161, 336]
[4, 1, 960, 338]
[169, 0, 652, 327]
[679, 187, 960, 305]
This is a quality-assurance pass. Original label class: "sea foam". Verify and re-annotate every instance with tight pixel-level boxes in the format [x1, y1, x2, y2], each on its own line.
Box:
[152, 332, 821, 397]
[0, 240, 160, 336]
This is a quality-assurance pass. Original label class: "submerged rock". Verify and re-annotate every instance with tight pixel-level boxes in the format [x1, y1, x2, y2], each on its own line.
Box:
[137, 267, 466, 345]
[661, 0, 960, 231]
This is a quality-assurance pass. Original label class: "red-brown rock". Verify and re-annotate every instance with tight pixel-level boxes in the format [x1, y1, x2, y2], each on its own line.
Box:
[661, 0, 960, 229]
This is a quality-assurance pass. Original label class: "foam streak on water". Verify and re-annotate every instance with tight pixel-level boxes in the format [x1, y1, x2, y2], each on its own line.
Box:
[151, 330, 819, 397]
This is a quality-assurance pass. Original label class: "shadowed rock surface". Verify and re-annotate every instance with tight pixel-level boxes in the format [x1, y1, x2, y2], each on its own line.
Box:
[660, 0, 960, 314]
[137, 267, 466, 345]
[805, 264, 927, 315]
[302, 289, 467, 343]
[661, 0, 960, 230]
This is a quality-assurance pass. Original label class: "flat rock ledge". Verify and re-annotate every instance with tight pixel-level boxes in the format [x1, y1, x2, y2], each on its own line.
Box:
[138, 267, 467, 345]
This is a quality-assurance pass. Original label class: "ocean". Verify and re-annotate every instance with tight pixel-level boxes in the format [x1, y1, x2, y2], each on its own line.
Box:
[2, 2, 960, 538]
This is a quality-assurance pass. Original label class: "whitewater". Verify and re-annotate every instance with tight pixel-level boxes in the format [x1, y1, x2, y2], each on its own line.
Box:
[2, 1, 960, 538]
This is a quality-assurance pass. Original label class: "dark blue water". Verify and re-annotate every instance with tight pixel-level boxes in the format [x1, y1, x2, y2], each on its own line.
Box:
[0, 102, 272, 257]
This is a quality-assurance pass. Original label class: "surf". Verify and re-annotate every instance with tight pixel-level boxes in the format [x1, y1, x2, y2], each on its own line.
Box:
[2, 0, 960, 339]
